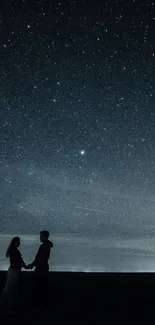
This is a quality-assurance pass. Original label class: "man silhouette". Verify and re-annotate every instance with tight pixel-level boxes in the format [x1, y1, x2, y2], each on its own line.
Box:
[28, 230, 53, 310]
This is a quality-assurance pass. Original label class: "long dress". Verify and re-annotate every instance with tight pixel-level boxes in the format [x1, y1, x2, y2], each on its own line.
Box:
[0, 248, 26, 309]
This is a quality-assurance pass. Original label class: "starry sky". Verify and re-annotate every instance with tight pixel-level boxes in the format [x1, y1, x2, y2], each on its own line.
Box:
[0, 0, 155, 247]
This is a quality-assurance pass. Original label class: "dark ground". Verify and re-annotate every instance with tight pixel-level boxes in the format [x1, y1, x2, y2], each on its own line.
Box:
[0, 271, 155, 322]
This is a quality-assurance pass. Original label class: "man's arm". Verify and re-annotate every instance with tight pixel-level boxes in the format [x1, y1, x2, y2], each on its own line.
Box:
[27, 247, 40, 269]
[27, 260, 36, 269]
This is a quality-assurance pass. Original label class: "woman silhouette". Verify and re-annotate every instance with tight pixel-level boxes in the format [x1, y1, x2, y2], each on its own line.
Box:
[0, 236, 27, 310]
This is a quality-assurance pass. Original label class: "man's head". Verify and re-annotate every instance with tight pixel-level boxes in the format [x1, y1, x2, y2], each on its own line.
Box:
[40, 230, 49, 242]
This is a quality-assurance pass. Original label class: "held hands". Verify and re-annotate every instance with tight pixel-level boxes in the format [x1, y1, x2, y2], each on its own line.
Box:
[26, 264, 33, 269]
[23, 264, 33, 269]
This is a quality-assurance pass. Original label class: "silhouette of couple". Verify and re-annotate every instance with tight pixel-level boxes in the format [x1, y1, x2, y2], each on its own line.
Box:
[0, 230, 53, 312]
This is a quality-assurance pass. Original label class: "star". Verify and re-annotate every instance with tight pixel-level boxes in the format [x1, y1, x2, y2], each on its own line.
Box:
[79, 150, 86, 155]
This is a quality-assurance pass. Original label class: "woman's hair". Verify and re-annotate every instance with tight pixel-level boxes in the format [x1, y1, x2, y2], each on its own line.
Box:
[6, 236, 20, 258]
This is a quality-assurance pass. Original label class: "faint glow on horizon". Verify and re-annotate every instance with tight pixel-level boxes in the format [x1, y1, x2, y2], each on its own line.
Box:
[1, 234, 155, 272]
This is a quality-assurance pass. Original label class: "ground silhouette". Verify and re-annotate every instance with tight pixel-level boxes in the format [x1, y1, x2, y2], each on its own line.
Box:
[0, 271, 155, 321]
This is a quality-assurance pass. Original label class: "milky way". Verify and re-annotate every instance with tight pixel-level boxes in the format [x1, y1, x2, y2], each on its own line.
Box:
[0, 0, 155, 270]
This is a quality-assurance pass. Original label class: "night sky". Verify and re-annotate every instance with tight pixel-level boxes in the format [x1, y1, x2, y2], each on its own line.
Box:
[0, 0, 155, 247]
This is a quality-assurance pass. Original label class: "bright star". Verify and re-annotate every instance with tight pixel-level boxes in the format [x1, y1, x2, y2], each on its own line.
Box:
[79, 150, 85, 155]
